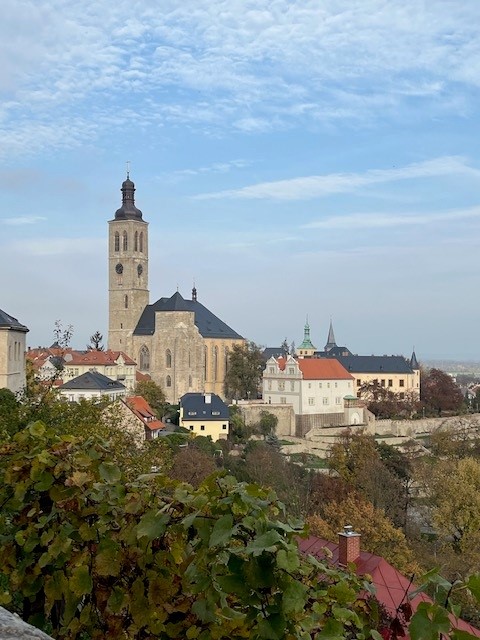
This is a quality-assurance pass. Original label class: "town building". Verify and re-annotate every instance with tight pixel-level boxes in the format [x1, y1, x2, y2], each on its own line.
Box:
[0, 308, 29, 394]
[295, 319, 316, 357]
[101, 395, 166, 444]
[179, 392, 229, 441]
[262, 355, 365, 434]
[58, 371, 126, 402]
[107, 174, 244, 403]
[27, 347, 137, 391]
[336, 352, 420, 399]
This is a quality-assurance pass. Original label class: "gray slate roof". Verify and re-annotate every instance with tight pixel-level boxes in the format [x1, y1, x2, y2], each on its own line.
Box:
[180, 392, 229, 421]
[60, 371, 126, 391]
[134, 291, 243, 340]
[0, 308, 28, 332]
[336, 355, 414, 374]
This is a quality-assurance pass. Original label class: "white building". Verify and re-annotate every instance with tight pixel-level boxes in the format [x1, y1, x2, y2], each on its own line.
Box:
[0, 308, 28, 394]
[262, 355, 364, 435]
[58, 371, 127, 402]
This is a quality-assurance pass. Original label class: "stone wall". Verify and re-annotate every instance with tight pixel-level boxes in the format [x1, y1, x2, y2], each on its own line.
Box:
[0, 607, 53, 640]
[374, 414, 480, 437]
[238, 402, 296, 437]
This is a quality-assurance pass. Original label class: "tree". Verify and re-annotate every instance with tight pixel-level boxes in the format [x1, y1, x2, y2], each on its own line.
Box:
[134, 379, 167, 418]
[307, 493, 420, 576]
[0, 421, 386, 639]
[258, 410, 278, 439]
[87, 330, 104, 351]
[169, 447, 217, 487]
[224, 341, 264, 400]
[421, 367, 464, 415]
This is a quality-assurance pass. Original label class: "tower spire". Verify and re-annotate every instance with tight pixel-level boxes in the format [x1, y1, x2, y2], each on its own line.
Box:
[325, 319, 337, 352]
[114, 172, 143, 221]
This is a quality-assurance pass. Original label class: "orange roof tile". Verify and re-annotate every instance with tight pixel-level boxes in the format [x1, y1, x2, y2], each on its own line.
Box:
[277, 357, 353, 380]
[126, 396, 166, 431]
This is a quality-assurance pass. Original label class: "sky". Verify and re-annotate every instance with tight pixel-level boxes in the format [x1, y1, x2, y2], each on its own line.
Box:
[1, 0, 480, 361]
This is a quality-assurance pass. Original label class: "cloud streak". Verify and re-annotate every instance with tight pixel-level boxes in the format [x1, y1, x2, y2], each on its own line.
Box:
[1, 216, 46, 226]
[194, 156, 480, 201]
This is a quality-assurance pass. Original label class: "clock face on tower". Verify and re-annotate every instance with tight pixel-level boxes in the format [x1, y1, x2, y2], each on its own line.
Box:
[137, 264, 143, 276]
[115, 263, 123, 274]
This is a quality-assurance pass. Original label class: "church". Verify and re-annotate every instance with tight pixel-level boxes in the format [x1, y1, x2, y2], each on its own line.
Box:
[107, 174, 245, 404]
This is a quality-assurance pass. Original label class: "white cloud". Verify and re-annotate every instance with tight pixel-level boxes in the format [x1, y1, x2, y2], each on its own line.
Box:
[2, 216, 46, 225]
[1, 1, 480, 156]
[195, 156, 479, 201]
[303, 206, 480, 230]
[7, 237, 104, 257]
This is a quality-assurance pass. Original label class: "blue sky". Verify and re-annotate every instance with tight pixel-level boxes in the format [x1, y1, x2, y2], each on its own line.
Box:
[1, 0, 480, 360]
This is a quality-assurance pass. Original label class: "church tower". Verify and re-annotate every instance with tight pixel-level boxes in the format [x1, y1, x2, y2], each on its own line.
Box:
[108, 174, 149, 353]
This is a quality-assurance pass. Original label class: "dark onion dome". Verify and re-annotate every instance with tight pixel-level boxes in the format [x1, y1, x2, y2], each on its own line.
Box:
[114, 174, 144, 220]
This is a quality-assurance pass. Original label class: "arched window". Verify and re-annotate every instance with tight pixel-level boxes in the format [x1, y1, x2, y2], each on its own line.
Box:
[123, 231, 128, 251]
[204, 345, 208, 380]
[225, 347, 229, 374]
[124, 294, 128, 308]
[213, 346, 218, 381]
[139, 232, 144, 253]
[134, 231, 138, 251]
[166, 349, 172, 368]
[139, 345, 150, 371]
[189, 375, 192, 387]
[114, 232, 120, 252]
[166, 375, 172, 388]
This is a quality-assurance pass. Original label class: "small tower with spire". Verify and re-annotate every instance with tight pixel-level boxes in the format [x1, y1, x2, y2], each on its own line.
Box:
[324, 319, 337, 353]
[295, 317, 317, 358]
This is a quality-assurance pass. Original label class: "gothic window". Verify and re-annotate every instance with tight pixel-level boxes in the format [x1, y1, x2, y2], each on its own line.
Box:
[166, 349, 172, 368]
[134, 231, 138, 251]
[166, 375, 172, 388]
[204, 345, 208, 380]
[139, 232, 144, 253]
[213, 346, 218, 381]
[124, 295, 128, 308]
[224, 347, 229, 373]
[139, 345, 150, 371]
[189, 375, 192, 387]
[114, 232, 120, 252]
[123, 231, 128, 251]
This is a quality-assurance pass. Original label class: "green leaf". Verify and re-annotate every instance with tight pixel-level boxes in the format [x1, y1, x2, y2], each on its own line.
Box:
[409, 602, 451, 640]
[277, 548, 300, 572]
[70, 565, 93, 597]
[98, 461, 121, 484]
[467, 574, 480, 601]
[282, 579, 307, 614]
[245, 530, 283, 555]
[192, 598, 216, 623]
[137, 509, 170, 540]
[95, 539, 121, 576]
[209, 514, 233, 548]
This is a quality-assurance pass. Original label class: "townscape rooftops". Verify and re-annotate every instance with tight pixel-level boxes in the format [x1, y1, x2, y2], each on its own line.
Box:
[0, 308, 28, 332]
[59, 371, 126, 391]
[27, 348, 136, 370]
[276, 357, 353, 380]
[134, 291, 243, 340]
[336, 354, 414, 374]
[180, 392, 229, 420]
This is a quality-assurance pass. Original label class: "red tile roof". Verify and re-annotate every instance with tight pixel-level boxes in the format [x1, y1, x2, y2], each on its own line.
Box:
[277, 357, 353, 380]
[66, 350, 136, 366]
[136, 371, 151, 382]
[126, 396, 165, 431]
[298, 535, 480, 638]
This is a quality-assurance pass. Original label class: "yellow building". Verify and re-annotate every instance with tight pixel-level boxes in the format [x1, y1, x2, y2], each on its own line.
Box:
[336, 352, 420, 400]
[179, 392, 229, 441]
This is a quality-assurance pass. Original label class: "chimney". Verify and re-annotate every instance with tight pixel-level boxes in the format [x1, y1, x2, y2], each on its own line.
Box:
[338, 525, 361, 566]
[204, 393, 212, 404]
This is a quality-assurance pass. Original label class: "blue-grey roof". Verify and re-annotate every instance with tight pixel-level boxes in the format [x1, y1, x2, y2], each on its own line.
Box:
[336, 355, 414, 374]
[134, 291, 243, 340]
[262, 347, 285, 361]
[0, 308, 28, 332]
[60, 371, 126, 391]
[180, 392, 229, 421]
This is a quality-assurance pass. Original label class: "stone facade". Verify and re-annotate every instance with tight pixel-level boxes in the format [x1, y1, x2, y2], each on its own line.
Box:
[0, 309, 28, 394]
[0, 606, 53, 640]
[107, 176, 244, 404]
